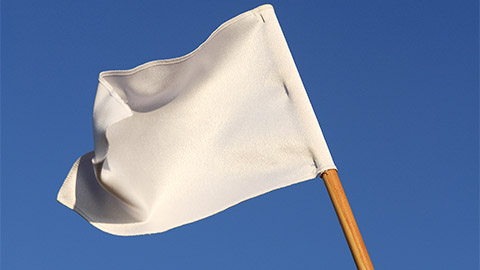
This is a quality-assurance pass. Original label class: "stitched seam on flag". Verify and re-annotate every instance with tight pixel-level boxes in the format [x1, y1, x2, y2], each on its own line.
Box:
[97, 79, 132, 110]
[98, 5, 273, 77]
[100, 16, 247, 75]
[57, 157, 80, 208]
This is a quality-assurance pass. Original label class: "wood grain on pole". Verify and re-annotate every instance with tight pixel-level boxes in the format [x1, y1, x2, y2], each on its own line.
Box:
[321, 169, 374, 270]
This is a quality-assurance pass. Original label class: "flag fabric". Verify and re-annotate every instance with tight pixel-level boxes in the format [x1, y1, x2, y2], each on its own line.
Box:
[57, 4, 336, 236]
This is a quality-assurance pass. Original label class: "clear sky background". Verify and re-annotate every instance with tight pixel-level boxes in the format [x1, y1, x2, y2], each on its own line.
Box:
[1, 0, 478, 269]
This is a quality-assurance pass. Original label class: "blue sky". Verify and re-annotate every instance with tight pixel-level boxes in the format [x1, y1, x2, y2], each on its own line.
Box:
[1, 0, 478, 269]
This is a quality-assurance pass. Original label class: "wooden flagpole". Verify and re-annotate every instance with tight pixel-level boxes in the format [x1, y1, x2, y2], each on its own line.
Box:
[321, 169, 374, 270]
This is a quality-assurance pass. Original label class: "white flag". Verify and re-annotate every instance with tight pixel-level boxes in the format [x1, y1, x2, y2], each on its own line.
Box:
[57, 4, 336, 236]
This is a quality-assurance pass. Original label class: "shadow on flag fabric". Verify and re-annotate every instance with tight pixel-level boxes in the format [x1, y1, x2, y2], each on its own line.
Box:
[57, 4, 336, 236]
